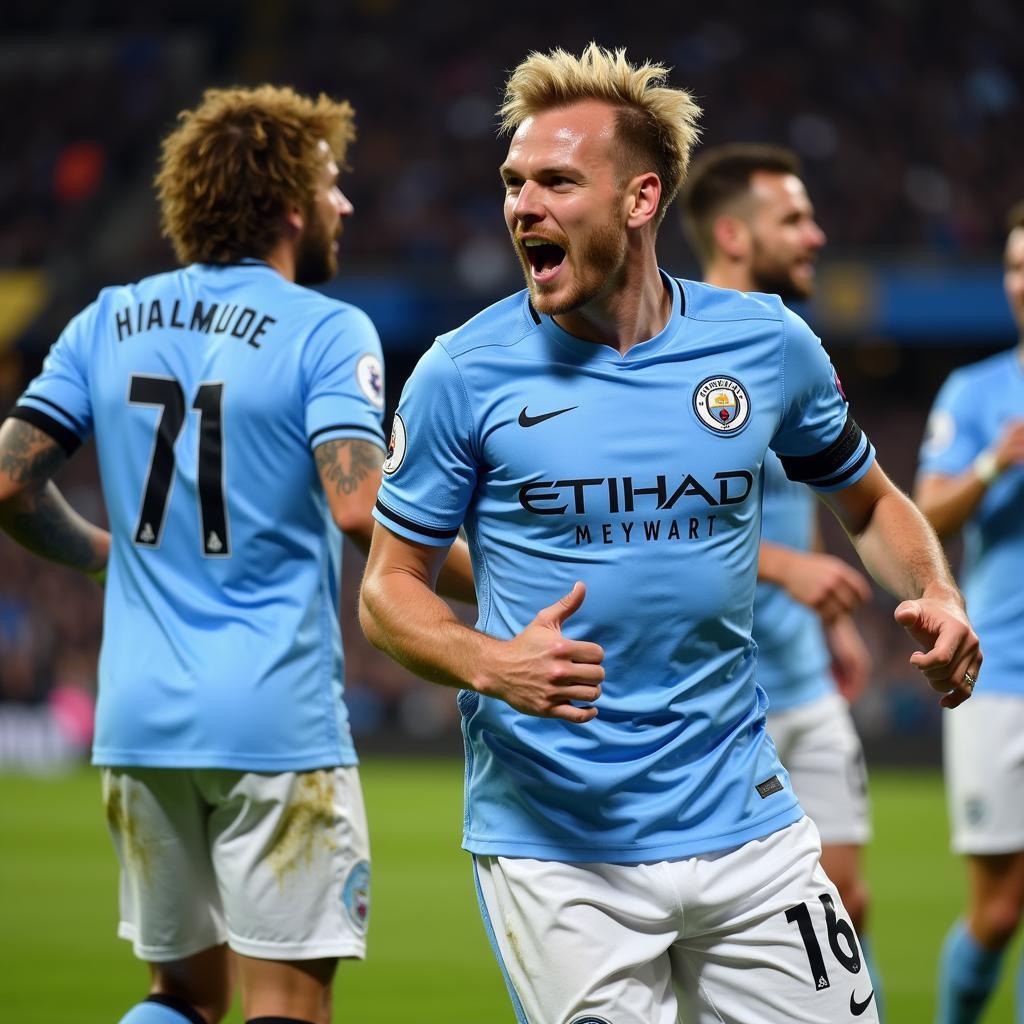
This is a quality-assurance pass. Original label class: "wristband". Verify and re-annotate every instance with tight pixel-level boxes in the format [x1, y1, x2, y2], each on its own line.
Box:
[973, 449, 1000, 486]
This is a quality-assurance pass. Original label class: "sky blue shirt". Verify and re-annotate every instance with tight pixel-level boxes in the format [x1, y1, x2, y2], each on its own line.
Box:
[918, 347, 1024, 694]
[375, 276, 874, 863]
[752, 452, 833, 713]
[12, 261, 385, 770]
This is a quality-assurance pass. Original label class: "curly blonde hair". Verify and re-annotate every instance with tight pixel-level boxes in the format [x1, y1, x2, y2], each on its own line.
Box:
[499, 43, 701, 226]
[156, 85, 355, 265]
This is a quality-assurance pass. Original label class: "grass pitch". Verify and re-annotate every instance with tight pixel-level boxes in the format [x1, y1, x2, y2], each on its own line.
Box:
[1, 761, 1018, 1022]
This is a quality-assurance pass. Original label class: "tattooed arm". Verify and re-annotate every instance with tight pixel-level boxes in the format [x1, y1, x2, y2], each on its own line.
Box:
[0, 417, 109, 575]
[314, 438, 476, 603]
[314, 438, 386, 554]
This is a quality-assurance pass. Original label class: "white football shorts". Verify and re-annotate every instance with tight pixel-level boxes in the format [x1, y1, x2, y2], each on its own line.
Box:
[474, 816, 878, 1024]
[768, 692, 871, 846]
[101, 765, 370, 962]
[944, 692, 1024, 854]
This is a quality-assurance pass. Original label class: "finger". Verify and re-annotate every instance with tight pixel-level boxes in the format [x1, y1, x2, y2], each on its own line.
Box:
[893, 600, 924, 636]
[558, 684, 603, 704]
[939, 659, 978, 709]
[554, 663, 605, 688]
[845, 567, 873, 604]
[549, 703, 598, 724]
[908, 625, 967, 673]
[536, 581, 586, 629]
[566, 640, 604, 665]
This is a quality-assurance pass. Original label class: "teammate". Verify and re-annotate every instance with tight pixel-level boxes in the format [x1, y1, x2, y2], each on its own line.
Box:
[680, 143, 884, 1015]
[0, 85, 472, 1024]
[360, 44, 978, 1024]
[916, 203, 1024, 1024]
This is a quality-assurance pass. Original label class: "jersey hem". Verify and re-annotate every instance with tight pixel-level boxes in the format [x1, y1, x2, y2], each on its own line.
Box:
[461, 802, 803, 863]
[92, 748, 358, 770]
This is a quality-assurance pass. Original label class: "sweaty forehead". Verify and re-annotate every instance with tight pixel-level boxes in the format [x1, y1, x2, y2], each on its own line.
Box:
[505, 101, 618, 169]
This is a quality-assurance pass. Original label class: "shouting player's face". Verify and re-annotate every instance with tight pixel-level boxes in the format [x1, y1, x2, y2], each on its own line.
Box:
[501, 100, 632, 316]
[745, 171, 826, 301]
[296, 140, 353, 286]
[1004, 226, 1024, 334]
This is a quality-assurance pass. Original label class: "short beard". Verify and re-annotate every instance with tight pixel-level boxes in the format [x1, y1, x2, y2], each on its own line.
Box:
[525, 220, 628, 316]
[749, 243, 812, 303]
[294, 214, 337, 286]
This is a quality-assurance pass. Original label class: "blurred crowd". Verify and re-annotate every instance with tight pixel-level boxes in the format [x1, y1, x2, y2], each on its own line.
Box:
[1, 0, 1020, 762]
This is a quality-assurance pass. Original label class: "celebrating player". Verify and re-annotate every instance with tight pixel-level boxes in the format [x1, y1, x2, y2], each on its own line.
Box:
[360, 44, 978, 1024]
[0, 85, 408, 1024]
[680, 142, 885, 1016]
[916, 204, 1024, 1024]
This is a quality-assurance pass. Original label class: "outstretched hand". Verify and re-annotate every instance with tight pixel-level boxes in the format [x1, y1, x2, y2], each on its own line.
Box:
[480, 581, 605, 723]
[894, 596, 981, 709]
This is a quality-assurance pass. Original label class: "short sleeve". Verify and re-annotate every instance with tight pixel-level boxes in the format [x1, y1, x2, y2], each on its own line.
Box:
[917, 372, 980, 477]
[302, 306, 386, 451]
[373, 342, 478, 547]
[10, 301, 98, 454]
[770, 308, 875, 491]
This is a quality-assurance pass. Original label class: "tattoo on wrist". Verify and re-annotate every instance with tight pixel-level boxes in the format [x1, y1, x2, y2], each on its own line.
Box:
[314, 439, 383, 496]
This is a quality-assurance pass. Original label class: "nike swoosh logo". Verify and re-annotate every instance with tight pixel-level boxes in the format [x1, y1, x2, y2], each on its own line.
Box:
[518, 405, 578, 428]
[849, 988, 875, 1016]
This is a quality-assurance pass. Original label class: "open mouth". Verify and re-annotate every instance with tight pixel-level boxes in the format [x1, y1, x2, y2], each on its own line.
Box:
[523, 238, 566, 281]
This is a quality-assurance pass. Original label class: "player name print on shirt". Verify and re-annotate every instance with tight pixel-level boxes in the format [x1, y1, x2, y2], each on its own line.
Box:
[113, 297, 277, 349]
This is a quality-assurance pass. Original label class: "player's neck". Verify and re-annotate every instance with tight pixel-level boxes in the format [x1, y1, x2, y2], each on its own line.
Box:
[702, 258, 754, 293]
[262, 238, 297, 282]
[553, 248, 671, 355]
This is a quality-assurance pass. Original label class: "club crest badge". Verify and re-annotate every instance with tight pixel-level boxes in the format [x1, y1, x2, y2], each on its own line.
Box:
[356, 353, 384, 409]
[693, 375, 750, 435]
[342, 860, 371, 933]
[382, 413, 407, 475]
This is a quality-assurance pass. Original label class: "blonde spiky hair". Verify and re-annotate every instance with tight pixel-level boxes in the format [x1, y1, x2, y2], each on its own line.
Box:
[499, 43, 702, 226]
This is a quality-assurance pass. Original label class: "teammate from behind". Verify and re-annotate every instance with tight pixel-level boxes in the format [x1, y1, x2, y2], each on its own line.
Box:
[360, 44, 978, 1024]
[681, 142, 884, 1016]
[916, 204, 1024, 1024]
[0, 85, 394, 1024]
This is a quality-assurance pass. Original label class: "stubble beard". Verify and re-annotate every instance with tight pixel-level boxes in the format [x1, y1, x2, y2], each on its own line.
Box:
[295, 214, 338, 286]
[523, 220, 628, 316]
[750, 239, 813, 303]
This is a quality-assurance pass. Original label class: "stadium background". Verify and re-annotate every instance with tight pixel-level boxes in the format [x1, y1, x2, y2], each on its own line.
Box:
[1, 2, 1021, 1020]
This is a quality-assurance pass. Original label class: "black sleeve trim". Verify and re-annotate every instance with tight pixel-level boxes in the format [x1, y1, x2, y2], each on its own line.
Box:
[308, 423, 386, 449]
[7, 406, 82, 457]
[21, 394, 87, 435]
[374, 498, 460, 540]
[779, 416, 863, 484]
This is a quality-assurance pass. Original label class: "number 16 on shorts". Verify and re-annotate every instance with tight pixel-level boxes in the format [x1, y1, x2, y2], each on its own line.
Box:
[786, 892, 862, 990]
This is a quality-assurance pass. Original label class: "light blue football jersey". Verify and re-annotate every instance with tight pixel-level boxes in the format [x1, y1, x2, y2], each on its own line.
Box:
[752, 452, 833, 713]
[12, 260, 385, 770]
[918, 348, 1024, 694]
[375, 275, 875, 862]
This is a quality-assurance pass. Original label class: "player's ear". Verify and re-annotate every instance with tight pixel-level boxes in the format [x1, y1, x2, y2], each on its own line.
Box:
[712, 214, 751, 261]
[284, 204, 304, 236]
[625, 172, 661, 229]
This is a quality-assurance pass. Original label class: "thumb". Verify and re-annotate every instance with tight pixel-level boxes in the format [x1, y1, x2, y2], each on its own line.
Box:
[538, 581, 586, 629]
[894, 600, 921, 630]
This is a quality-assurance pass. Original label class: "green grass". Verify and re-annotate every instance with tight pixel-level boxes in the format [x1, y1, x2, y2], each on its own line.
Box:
[1, 763, 1019, 1022]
